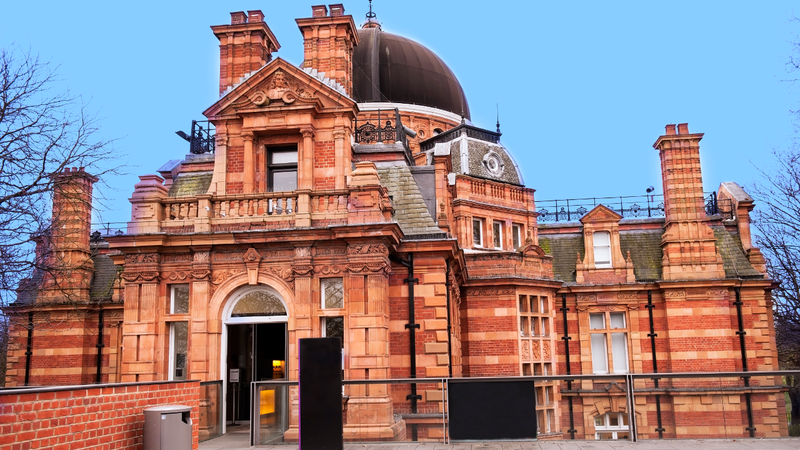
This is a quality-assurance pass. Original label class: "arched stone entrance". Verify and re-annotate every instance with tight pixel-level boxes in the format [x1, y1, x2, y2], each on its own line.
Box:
[212, 277, 294, 438]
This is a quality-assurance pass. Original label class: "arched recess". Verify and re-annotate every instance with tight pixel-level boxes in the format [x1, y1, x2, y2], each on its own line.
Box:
[207, 272, 296, 382]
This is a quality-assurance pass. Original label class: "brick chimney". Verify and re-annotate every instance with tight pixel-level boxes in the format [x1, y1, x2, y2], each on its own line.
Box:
[41, 167, 99, 301]
[653, 124, 725, 280]
[296, 4, 360, 96]
[212, 10, 281, 95]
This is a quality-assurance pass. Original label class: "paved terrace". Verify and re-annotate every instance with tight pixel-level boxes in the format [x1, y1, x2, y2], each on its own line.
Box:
[199, 434, 800, 450]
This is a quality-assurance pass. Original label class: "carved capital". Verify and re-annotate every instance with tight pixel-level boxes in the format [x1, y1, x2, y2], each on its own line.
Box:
[300, 128, 315, 139]
[215, 134, 228, 147]
[332, 130, 346, 140]
[242, 132, 255, 143]
[193, 251, 210, 264]
[293, 264, 314, 276]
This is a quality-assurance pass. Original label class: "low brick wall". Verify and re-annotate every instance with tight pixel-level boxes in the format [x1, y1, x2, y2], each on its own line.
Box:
[0, 380, 200, 450]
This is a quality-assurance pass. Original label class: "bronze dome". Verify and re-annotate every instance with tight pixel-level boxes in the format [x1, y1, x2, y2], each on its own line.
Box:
[353, 27, 470, 120]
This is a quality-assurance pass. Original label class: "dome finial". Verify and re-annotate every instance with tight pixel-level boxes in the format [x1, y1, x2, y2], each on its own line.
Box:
[363, 0, 380, 28]
[496, 104, 501, 134]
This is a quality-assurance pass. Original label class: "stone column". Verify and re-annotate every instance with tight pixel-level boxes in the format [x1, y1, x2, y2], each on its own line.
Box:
[210, 133, 227, 195]
[333, 129, 346, 189]
[191, 249, 211, 380]
[243, 132, 255, 194]
[343, 243, 403, 440]
[299, 128, 315, 190]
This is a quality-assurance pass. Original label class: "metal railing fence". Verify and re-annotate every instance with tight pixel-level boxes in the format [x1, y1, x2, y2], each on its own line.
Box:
[249, 370, 799, 445]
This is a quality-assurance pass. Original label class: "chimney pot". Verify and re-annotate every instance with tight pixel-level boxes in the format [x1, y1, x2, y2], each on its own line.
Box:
[247, 10, 264, 23]
[79, 167, 85, 171]
[64, 168, 71, 173]
[312, 5, 328, 17]
[677, 123, 689, 135]
[230, 11, 247, 24]
[665, 124, 677, 135]
[329, 4, 345, 16]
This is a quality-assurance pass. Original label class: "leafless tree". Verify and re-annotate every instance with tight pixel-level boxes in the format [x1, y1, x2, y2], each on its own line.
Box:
[0, 46, 122, 384]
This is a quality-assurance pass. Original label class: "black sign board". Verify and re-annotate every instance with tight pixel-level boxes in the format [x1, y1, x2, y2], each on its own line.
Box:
[299, 338, 343, 450]
[448, 380, 537, 441]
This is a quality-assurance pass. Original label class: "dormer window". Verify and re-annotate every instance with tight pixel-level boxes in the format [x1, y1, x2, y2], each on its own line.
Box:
[593, 231, 612, 268]
[268, 146, 298, 192]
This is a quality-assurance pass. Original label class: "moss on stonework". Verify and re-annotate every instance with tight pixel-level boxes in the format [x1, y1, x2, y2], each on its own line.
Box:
[619, 229, 663, 282]
[538, 234, 584, 282]
[168, 173, 213, 198]
[711, 226, 763, 278]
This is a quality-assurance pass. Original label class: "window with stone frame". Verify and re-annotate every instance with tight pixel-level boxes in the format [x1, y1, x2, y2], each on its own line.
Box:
[493, 221, 503, 249]
[170, 284, 190, 314]
[472, 218, 484, 247]
[169, 321, 188, 381]
[512, 223, 522, 249]
[518, 293, 559, 435]
[321, 278, 344, 309]
[593, 231, 612, 268]
[594, 412, 630, 440]
[589, 311, 629, 374]
[267, 145, 298, 192]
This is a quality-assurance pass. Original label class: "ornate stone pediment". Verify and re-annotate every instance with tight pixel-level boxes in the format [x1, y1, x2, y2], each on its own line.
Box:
[580, 204, 623, 224]
[204, 58, 356, 118]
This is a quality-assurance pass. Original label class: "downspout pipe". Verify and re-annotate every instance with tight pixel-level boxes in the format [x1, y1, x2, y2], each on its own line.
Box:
[646, 290, 665, 438]
[734, 286, 756, 437]
[96, 307, 105, 384]
[24, 311, 33, 386]
[390, 253, 421, 440]
[445, 260, 453, 377]
[560, 293, 576, 439]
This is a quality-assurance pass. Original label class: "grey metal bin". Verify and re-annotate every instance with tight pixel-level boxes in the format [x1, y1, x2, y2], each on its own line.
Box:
[143, 405, 193, 450]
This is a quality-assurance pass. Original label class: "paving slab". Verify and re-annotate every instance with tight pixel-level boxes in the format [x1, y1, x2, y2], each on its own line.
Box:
[199, 438, 800, 450]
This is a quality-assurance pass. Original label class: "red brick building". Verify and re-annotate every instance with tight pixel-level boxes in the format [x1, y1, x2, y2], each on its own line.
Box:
[5, 4, 788, 442]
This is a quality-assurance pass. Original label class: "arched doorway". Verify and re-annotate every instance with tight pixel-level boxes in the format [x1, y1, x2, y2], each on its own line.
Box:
[221, 285, 289, 438]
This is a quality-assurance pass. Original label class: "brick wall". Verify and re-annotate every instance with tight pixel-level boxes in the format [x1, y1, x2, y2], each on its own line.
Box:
[0, 380, 200, 450]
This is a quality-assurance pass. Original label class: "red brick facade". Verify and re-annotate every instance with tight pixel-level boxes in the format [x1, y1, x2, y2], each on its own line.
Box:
[0, 381, 200, 450]
[3, 4, 789, 443]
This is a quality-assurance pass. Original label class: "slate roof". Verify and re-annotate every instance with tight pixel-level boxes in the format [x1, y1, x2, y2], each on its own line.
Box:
[538, 222, 763, 283]
[168, 173, 213, 198]
[711, 226, 764, 279]
[377, 165, 442, 235]
[90, 251, 120, 302]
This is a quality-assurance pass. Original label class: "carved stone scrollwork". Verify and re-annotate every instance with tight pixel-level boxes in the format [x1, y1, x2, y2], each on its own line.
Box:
[166, 271, 191, 282]
[469, 288, 514, 297]
[577, 294, 597, 303]
[346, 262, 390, 275]
[294, 246, 312, 258]
[193, 251, 210, 264]
[314, 265, 342, 275]
[293, 265, 314, 276]
[543, 342, 551, 359]
[521, 341, 531, 362]
[122, 271, 161, 283]
[664, 290, 686, 298]
[124, 253, 161, 265]
[347, 243, 388, 255]
[264, 267, 295, 283]
[191, 270, 211, 280]
[243, 248, 262, 263]
[617, 292, 639, 300]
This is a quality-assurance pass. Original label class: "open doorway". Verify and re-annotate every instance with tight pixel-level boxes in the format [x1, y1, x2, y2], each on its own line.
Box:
[225, 323, 287, 424]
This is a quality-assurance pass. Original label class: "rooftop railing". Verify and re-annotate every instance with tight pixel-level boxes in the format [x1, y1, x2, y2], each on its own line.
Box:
[536, 192, 733, 223]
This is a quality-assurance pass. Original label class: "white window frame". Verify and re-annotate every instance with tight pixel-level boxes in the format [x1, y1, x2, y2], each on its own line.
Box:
[512, 224, 522, 249]
[594, 412, 630, 440]
[168, 321, 188, 381]
[593, 231, 612, 268]
[589, 311, 629, 375]
[321, 278, 344, 309]
[493, 221, 503, 249]
[473, 218, 484, 247]
[170, 284, 190, 314]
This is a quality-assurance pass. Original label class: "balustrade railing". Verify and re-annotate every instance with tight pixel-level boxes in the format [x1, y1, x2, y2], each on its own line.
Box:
[464, 177, 528, 204]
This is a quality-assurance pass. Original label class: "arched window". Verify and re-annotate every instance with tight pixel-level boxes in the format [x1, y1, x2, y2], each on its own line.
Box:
[593, 231, 612, 268]
[594, 412, 630, 440]
[225, 287, 288, 324]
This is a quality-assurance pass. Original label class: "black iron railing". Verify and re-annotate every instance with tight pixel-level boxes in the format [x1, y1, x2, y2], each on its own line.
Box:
[536, 193, 733, 223]
[354, 108, 413, 164]
[189, 120, 215, 154]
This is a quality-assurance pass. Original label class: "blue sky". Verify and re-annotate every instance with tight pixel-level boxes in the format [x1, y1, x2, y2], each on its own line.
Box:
[1, 1, 797, 226]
